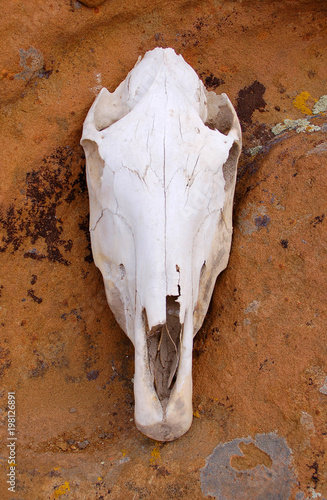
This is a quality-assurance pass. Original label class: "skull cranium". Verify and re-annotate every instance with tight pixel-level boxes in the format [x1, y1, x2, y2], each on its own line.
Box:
[81, 48, 241, 441]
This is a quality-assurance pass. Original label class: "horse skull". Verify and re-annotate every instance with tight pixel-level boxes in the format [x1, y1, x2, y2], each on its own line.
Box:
[81, 48, 241, 441]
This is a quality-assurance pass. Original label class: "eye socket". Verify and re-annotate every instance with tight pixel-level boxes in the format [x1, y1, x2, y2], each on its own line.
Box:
[82, 139, 104, 187]
[222, 141, 240, 190]
[93, 87, 128, 131]
[205, 101, 234, 135]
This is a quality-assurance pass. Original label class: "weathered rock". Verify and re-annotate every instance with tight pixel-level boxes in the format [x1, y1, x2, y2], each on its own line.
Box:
[0, 0, 326, 498]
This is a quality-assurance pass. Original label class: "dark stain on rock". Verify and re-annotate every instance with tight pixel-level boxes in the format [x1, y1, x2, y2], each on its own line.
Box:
[180, 29, 200, 48]
[252, 122, 274, 143]
[64, 239, 73, 252]
[86, 370, 100, 381]
[0, 346, 11, 377]
[277, 83, 286, 94]
[77, 439, 89, 450]
[27, 289, 43, 304]
[259, 358, 275, 372]
[52, 356, 70, 369]
[0, 205, 24, 252]
[28, 336, 69, 377]
[165, 482, 192, 498]
[84, 330, 102, 373]
[236, 158, 259, 185]
[280, 239, 289, 249]
[29, 358, 49, 378]
[79, 216, 93, 263]
[204, 73, 225, 90]
[236, 81, 267, 128]
[66, 159, 87, 202]
[0, 147, 90, 264]
[311, 214, 325, 227]
[98, 431, 114, 440]
[30, 274, 37, 285]
[61, 308, 83, 322]
[65, 375, 82, 384]
[150, 465, 171, 477]
[24, 147, 75, 265]
[255, 215, 271, 229]
[194, 18, 209, 31]
[126, 481, 149, 498]
[37, 66, 53, 80]
[24, 248, 43, 261]
[307, 461, 319, 488]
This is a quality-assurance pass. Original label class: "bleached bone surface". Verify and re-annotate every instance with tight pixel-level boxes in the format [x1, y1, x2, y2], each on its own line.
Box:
[81, 48, 241, 441]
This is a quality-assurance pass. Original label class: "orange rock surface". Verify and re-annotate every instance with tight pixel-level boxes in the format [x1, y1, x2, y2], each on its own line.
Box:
[0, 0, 326, 498]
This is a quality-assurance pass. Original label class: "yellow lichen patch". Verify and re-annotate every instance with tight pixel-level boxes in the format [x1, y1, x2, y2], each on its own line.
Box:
[193, 410, 200, 418]
[150, 443, 161, 464]
[54, 481, 70, 498]
[293, 91, 317, 115]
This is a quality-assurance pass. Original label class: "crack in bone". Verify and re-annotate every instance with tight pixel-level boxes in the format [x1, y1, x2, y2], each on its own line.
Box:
[90, 208, 106, 232]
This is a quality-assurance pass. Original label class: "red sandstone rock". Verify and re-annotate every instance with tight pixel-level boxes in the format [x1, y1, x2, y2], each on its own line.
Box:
[0, 0, 326, 498]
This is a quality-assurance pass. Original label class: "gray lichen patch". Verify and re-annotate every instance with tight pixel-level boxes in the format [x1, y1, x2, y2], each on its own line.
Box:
[319, 377, 327, 396]
[271, 118, 321, 136]
[14, 46, 52, 81]
[307, 142, 327, 156]
[237, 203, 271, 236]
[312, 95, 327, 115]
[200, 432, 296, 499]
[15, 47, 44, 80]
[244, 299, 261, 315]
[248, 145, 263, 157]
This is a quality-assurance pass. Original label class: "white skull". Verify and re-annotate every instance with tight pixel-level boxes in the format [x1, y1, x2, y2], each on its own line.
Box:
[81, 48, 241, 441]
